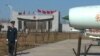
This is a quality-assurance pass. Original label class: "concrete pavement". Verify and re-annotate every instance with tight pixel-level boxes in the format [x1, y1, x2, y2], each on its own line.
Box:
[14, 39, 100, 56]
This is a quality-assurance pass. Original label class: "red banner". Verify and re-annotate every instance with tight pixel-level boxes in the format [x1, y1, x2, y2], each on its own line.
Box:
[37, 9, 56, 14]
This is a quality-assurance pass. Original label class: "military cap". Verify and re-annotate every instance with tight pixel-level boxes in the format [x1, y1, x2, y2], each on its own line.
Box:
[10, 21, 15, 24]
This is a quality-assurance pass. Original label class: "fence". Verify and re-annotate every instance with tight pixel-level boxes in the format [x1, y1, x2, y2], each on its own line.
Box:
[0, 32, 88, 56]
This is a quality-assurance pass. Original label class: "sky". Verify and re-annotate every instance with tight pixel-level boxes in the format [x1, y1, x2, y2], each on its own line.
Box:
[0, 0, 100, 20]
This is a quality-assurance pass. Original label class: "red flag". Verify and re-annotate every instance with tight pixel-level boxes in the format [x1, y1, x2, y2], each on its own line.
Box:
[51, 10, 56, 14]
[51, 11, 53, 14]
[42, 10, 46, 14]
[47, 11, 50, 14]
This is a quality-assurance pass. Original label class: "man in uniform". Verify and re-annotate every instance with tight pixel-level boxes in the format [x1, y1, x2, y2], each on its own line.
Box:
[7, 21, 17, 56]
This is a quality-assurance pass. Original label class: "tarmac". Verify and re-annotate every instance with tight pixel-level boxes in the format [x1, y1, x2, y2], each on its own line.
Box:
[7, 39, 100, 56]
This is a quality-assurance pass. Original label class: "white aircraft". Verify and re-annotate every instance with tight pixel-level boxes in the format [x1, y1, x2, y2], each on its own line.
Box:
[69, 5, 100, 44]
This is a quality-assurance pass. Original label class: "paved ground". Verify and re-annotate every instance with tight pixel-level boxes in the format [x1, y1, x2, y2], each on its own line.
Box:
[7, 39, 100, 56]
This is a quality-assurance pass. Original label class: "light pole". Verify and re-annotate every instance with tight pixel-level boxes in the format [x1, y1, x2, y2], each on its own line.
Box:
[6, 4, 13, 21]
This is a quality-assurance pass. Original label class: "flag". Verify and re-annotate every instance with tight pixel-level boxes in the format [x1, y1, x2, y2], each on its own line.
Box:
[51, 10, 56, 14]
[37, 9, 41, 13]
[42, 10, 46, 14]
[37, 9, 56, 14]
[47, 11, 50, 14]
[23, 11, 25, 15]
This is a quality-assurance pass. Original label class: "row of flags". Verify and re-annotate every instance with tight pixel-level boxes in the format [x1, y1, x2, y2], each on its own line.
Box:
[37, 9, 56, 14]
[18, 9, 57, 15]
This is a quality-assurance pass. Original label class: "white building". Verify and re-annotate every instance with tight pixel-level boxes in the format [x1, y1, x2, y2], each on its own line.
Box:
[10, 10, 62, 32]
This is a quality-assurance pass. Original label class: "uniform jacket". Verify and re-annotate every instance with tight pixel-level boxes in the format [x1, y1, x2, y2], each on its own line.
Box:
[7, 26, 17, 42]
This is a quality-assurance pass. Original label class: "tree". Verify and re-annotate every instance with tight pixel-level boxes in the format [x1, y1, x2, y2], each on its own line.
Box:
[0, 25, 4, 31]
[63, 15, 69, 20]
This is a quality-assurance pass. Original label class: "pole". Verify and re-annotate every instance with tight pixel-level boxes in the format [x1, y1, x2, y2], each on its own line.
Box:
[14, 40, 17, 56]
[6, 4, 13, 20]
[76, 30, 84, 56]
[76, 34, 82, 56]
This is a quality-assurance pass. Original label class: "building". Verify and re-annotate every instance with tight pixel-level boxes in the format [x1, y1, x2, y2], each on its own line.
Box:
[10, 10, 62, 32]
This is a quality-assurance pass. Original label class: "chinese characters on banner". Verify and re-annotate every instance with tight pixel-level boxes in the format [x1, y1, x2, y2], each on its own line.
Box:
[96, 13, 100, 22]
